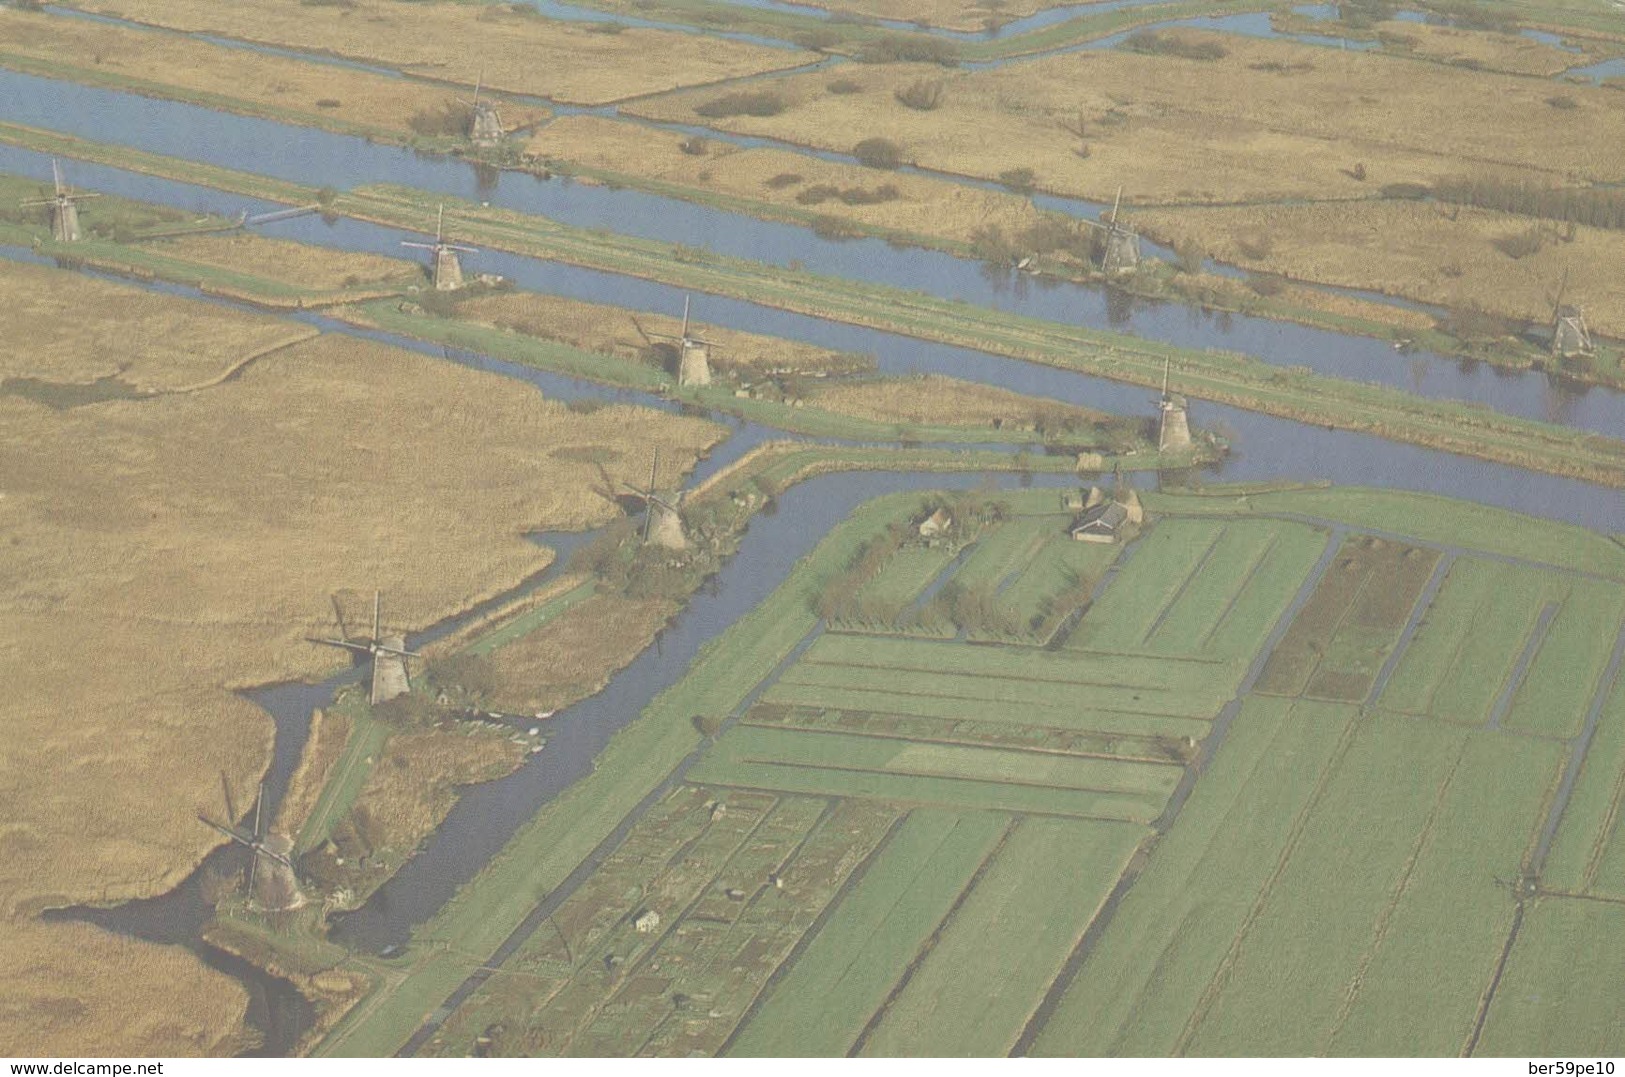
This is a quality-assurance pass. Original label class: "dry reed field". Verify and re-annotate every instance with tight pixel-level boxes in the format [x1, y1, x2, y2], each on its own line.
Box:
[60, 0, 816, 106]
[1359, 18, 1602, 75]
[803, 373, 1106, 428]
[1136, 201, 1625, 336]
[456, 290, 869, 376]
[0, 260, 315, 390]
[153, 234, 421, 293]
[485, 594, 679, 714]
[526, 115, 1051, 248]
[627, 28, 1625, 204]
[0, 265, 720, 1054]
[0, 8, 547, 138]
[786, 0, 1077, 31]
[0, 920, 251, 1056]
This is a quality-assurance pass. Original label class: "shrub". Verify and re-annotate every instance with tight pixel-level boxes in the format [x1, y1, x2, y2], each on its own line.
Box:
[1493, 225, 1547, 259]
[1123, 30, 1228, 60]
[694, 90, 786, 118]
[315, 98, 341, 109]
[826, 78, 863, 94]
[585, 20, 626, 33]
[1380, 181, 1432, 200]
[679, 135, 708, 155]
[998, 167, 1037, 193]
[693, 713, 723, 736]
[1547, 95, 1579, 110]
[408, 102, 474, 137]
[794, 27, 843, 51]
[853, 137, 904, 169]
[1235, 232, 1274, 260]
[855, 34, 961, 66]
[894, 79, 945, 111]
[1246, 272, 1286, 297]
[764, 172, 803, 189]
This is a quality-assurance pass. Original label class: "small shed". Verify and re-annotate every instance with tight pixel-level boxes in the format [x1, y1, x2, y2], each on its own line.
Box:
[633, 909, 661, 934]
[918, 507, 952, 538]
[1071, 501, 1129, 544]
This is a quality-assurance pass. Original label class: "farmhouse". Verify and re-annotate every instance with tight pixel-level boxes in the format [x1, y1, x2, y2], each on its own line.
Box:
[634, 909, 662, 934]
[1071, 501, 1130, 543]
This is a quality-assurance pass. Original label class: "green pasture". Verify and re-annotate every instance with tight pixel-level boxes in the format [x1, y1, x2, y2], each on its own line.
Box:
[859, 816, 1144, 1058]
[988, 535, 1120, 635]
[1143, 519, 1326, 661]
[950, 517, 1054, 593]
[851, 544, 961, 615]
[772, 660, 1226, 720]
[1033, 697, 1359, 1056]
[1383, 560, 1556, 724]
[1543, 674, 1625, 894]
[1503, 582, 1625, 739]
[805, 633, 1233, 689]
[725, 809, 1007, 1057]
[760, 681, 1215, 734]
[1478, 898, 1625, 1056]
[1319, 734, 1566, 1055]
[704, 726, 1180, 798]
[1071, 518, 1226, 651]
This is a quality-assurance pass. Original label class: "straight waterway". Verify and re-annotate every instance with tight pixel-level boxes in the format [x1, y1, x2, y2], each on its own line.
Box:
[3, 77, 1621, 440]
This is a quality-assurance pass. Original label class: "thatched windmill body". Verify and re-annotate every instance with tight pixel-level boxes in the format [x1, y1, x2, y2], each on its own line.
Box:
[621, 449, 687, 549]
[648, 296, 720, 387]
[21, 159, 99, 243]
[198, 778, 304, 911]
[1549, 270, 1594, 359]
[1100, 186, 1141, 277]
[459, 70, 505, 146]
[1157, 357, 1191, 452]
[309, 591, 420, 705]
[401, 205, 476, 291]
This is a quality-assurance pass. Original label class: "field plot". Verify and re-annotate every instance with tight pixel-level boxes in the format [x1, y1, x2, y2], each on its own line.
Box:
[1477, 899, 1625, 1057]
[1543, 672, 1625, 895]
[688, 726, 1178, 821]
[1140, 519, 1328, 661]
[1380, 560, 1620, 736]
[1033, 697, 1359, 1056]
[430, 789, 898, 1057]
[724, 809, 1008, 1057]
[1253, 534, 1438, 701]
[1070, 517, 1227, 652]
[858, 816, 1144, 1057]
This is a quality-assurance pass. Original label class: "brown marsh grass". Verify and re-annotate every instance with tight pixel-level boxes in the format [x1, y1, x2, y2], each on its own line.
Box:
[0, 265, 721, 1052]
[627, 29, 1625, 203]
[526, 115, 1049, 249]
[1136, 201, 1625, 336]
[804, 373, 1108, 429]
[62, 0, 816, 105]
[0, 8, 547, 137]
[0, 260, 313, 390]
[457, 289, 871, 376]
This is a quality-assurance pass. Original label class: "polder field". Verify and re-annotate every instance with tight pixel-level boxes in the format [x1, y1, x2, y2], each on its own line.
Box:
[314, 483, 1625, 1059]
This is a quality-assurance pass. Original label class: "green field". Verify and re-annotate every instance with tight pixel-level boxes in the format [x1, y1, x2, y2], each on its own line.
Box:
[724, 808, 1008, 1057]
[858, 816, 1144, 1057]
[1476, 898, 1625, 1056]
[1543, 674, 1625, 894]
[313, 485, 1625, 1057]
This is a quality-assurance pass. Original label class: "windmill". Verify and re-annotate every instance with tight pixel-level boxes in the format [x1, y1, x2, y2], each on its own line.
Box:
[458, 69, 505, 146]
[1548, 269, 1594, 359]
[20, 159, 100, 243]
[647, 296, 720, 387]
[308, 591, 421, 705]
[1099, 186, 1141, 277]
[620, 448, 687, 549]
[198, 776, 303, 911]
[1156, 357, 1191, 452]
[401, 205, 476, 291]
